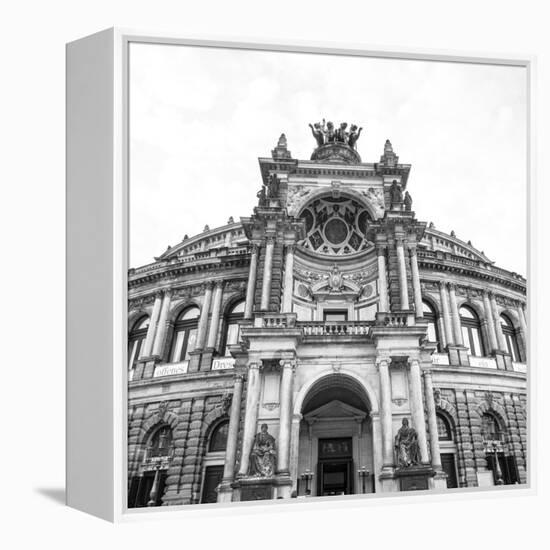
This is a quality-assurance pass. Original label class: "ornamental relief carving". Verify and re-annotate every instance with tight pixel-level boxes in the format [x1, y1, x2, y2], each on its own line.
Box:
[128, 294, 156, 309]
[361, 187, 385, 216]
[286, 185, 312, 215]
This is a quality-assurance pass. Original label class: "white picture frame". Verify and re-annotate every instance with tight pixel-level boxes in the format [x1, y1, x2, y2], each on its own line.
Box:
[66, 28, 536, 522]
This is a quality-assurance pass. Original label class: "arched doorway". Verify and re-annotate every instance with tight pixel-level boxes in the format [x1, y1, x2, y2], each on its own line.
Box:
[296, 374, 373, 497]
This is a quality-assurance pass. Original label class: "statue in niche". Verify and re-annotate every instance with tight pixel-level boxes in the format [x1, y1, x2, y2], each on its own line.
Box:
[309, 121, 325, 147]
[348, 124, 363, 149]
[390, 180, 403, 207]
[249, 424, 277, 477]
[404, 191, 413, 211]
[267, 174, 280, 199]
[395, 418, 420, 468]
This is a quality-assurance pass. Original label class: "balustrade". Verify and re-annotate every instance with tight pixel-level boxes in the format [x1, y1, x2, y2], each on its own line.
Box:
[300, 321, 372, 336]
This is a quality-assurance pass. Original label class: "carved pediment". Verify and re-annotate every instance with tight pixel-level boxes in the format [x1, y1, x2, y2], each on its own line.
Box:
[304, 399, 367, 422]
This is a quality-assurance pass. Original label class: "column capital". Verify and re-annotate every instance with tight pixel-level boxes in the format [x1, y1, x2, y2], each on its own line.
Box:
[279, 359, 297, 371]
[375, 355, 391, 369]
[248, 360, 262, 371]
[250, 242, 261, 254]
[422, 367, 433, 377]
[407, 356, 421, 367]
[214, 279, 225, 290]
[447, 281, 457, 292]
[154, 289, 164, 299]
[233, 373, 245, 383]
[265, 235, 276, 245]
[376, 245, 387, 255]
[407, 243, 418, 255]
[204, 280, 214, 291]
[284, 242, 297, 254]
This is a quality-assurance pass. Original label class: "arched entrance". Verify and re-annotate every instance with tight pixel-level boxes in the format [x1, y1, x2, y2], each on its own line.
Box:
[296, 373, 374, 497]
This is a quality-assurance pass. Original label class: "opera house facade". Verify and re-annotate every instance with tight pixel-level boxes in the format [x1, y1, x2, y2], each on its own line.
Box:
[126, 123, 527, 507]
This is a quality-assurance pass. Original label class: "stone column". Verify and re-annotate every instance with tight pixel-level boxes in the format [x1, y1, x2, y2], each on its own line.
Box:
[396, 238, 410, 310]
[151, 289, 171, 358]
[289, 413, 302, 493]
[237, 361, 262, 476]
[517, 303, 527, 361]
[448, 283, 463, 346]
[409, 245, 423, 318]
[281, 244, 295, 313]
[491, 293, 507, 351]
[277, 360, 295, 475]
[260, 237, 275, 310]
[244, 243, 259, 319]
[482, 290, 498, 353]
[206, 281, 224, 350]
[218, 374, 245, 502]
[439, 282, 454, 346]
[195, 282, 213, 351]
[423, 369, 442, 470]
[377, 357, 394, 469]
[141, 291, 162, 358]
[408, 358, 429, 464]
[377, 246, 389, 312]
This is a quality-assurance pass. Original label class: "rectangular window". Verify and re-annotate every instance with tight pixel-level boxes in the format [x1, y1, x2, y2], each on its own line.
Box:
[185, 328, 197, 360]
[171, 330, 186, 363]
[471, 328, 482, 357]
[324, 310, 348, 322]
[224, 323, 240, 356]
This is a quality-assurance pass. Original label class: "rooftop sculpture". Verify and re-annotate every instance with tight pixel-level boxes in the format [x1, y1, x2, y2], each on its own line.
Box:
[309, 119, 363, 150]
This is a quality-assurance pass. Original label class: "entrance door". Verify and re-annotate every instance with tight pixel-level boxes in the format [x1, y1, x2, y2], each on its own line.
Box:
[317, 438, 353, 496]
[201, 465, 224, 503]
[440, 453, 458, 488]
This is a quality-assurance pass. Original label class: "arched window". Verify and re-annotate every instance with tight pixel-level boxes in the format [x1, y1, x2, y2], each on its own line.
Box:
[209, 420, 229, 452]
[500, 314, 520, 362]
[481, 412, 504, 442]
[222, 300, 245, 356]
[129, 425, 173, 508]
[147, 425, 174, 458]
[460, 305, 484, 357]
[128, 316, 149, 370]
[436, 413, 453, 441]
[170, 306, 200, 363]
[423, 300, 441, 351]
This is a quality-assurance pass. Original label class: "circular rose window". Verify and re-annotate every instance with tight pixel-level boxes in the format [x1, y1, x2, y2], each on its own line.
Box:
[298, 196, 372, 255]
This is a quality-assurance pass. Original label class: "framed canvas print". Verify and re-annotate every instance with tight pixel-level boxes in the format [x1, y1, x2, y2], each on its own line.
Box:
[66, 29, 534, 522]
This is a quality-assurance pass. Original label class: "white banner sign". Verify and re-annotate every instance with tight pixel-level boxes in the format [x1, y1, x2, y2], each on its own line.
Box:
[153, 361, 189, 378]
[212, 357, 235, 370]
[468, 356, 497, 369]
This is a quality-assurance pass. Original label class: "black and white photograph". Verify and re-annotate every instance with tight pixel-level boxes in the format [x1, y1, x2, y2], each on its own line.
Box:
[126, 42, 528, 507]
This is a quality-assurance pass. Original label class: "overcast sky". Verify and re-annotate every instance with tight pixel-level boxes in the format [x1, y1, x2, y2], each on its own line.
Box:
[129, 43, 527, 275]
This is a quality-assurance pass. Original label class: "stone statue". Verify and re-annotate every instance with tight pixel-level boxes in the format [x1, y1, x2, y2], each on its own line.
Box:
[348, 125, 363, 149]
[309, 122, 325, 147]
[249, 424, 277, 477]
[404, 191, 412, 211]
[267, 174, 280, 199]
[394, 418, 419, 468]
[326, 121, 336, 143]
[390, 180, 403, 207]
[336, 122, 348, 143]
[256, 186, 267, 206]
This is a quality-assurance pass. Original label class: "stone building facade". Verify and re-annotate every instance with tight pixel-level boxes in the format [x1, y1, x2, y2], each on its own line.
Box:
[127, 124, 527, 507]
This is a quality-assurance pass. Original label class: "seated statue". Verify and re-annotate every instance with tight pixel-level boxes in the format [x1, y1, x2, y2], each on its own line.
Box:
[395, 418, 420, 468]
[249, 424, 277, 477]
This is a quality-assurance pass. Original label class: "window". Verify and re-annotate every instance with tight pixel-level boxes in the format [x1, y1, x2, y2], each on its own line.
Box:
[501, 314, 521, 362]
[147, 425, 173, 458]
[436, 413, 453, 441]
[209, 420, 229, 452]
[323, 309, 348, 322]
[128, 316, 149, 370]
[460, 305, 484, 357]
[481, 413, 503, 442]
[170, 307, 200, 363]
[422, 300, 441, 351]
[223, 301, 245, 356]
